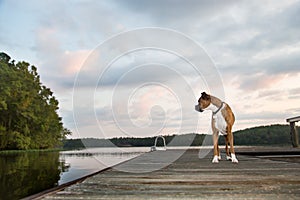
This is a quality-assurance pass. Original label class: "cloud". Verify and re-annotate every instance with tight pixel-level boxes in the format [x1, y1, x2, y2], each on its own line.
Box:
[34, 26, 91, 88]
[30, 0, 126, 47]
[114, 0, 237, 25]
[1, 0, 300, 138]
[33, 0, 300, 137]
[237, 111, 287, 121]
[289, 87, 300, 95]
[236, 73, 286, 91]
[258, 90, 282, 99]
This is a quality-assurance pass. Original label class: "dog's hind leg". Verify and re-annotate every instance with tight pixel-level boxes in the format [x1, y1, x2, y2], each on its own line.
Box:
[217, 141, 221, 160]
[224, 135, 231, 161]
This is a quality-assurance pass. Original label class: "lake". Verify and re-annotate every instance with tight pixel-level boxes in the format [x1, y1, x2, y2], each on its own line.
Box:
[0, 147, 149, 200]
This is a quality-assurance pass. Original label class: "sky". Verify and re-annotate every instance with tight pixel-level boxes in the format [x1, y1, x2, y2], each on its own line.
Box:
[1, 0, 300, 139]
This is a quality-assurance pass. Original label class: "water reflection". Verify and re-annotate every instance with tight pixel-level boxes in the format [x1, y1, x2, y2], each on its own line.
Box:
[58, 147, 148, 185]
[0, 151, 66, 200]
[0, 147, 148, 200]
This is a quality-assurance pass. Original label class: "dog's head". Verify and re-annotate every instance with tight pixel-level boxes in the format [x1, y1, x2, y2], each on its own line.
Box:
[195, 92, 211, 112]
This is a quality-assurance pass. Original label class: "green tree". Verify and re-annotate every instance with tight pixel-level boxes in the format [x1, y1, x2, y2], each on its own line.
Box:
[0, 52, 70, 150]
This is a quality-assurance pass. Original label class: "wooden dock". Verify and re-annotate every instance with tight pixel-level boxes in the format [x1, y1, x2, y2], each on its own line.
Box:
[40, 147, 300, 199]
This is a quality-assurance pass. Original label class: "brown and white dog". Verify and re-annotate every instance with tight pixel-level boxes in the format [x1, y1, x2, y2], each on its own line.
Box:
[195, 92, 238, 163]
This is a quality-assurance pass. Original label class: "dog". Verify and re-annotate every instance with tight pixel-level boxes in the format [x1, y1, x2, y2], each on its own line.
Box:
[195, 92, 238, 163]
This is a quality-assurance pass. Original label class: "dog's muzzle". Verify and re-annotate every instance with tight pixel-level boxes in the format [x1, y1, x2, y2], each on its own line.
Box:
[195, 105, 203, 112]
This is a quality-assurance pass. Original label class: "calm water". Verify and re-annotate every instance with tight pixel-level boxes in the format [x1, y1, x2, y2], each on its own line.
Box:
[0, 147, 149, 200]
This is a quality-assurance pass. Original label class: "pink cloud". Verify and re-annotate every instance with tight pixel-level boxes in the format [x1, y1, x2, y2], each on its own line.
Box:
[129, 85, 174, 119]
[238, 73, 286, 91]
[35, 27, 91, 76]
[63, 50, 91, 75]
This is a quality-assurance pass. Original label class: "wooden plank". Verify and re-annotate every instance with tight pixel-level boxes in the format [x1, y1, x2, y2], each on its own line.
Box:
[41, 148, 300, 200]
[287, 116, 300, 123]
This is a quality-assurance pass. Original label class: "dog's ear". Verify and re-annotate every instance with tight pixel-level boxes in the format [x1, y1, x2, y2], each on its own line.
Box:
[201, 92, 211, 100]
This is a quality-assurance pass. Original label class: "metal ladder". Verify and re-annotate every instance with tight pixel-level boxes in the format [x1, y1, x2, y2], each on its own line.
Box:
[150, 135, 167, 151]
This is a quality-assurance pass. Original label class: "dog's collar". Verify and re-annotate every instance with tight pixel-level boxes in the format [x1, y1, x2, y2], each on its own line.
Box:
[213, 102, 224, 115]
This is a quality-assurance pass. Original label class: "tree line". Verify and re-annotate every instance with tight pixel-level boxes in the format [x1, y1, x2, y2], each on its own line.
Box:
[63, 124, 299, 149]
[0, 52, 69, 150]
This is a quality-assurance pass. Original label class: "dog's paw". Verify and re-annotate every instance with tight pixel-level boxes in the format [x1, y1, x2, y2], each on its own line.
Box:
[212, 155, 219, 163]
[226, 155, 232, 161]
[231, 154, 239, 163]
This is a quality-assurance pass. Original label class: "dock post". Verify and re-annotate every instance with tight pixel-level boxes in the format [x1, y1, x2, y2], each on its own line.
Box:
[290, 122, 299, 148]
[286, 116, 300, 148]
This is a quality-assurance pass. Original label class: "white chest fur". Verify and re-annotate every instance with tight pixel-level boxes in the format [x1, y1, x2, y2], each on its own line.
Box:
[205, 103, 227, 135]
[213, 113, 227, 135]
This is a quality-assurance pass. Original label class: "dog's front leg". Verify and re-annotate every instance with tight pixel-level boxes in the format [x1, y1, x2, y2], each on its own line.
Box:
[212, 131, 220, 163]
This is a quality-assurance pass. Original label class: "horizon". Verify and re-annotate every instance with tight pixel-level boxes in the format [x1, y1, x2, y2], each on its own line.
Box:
[68, 123, 290, 139]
